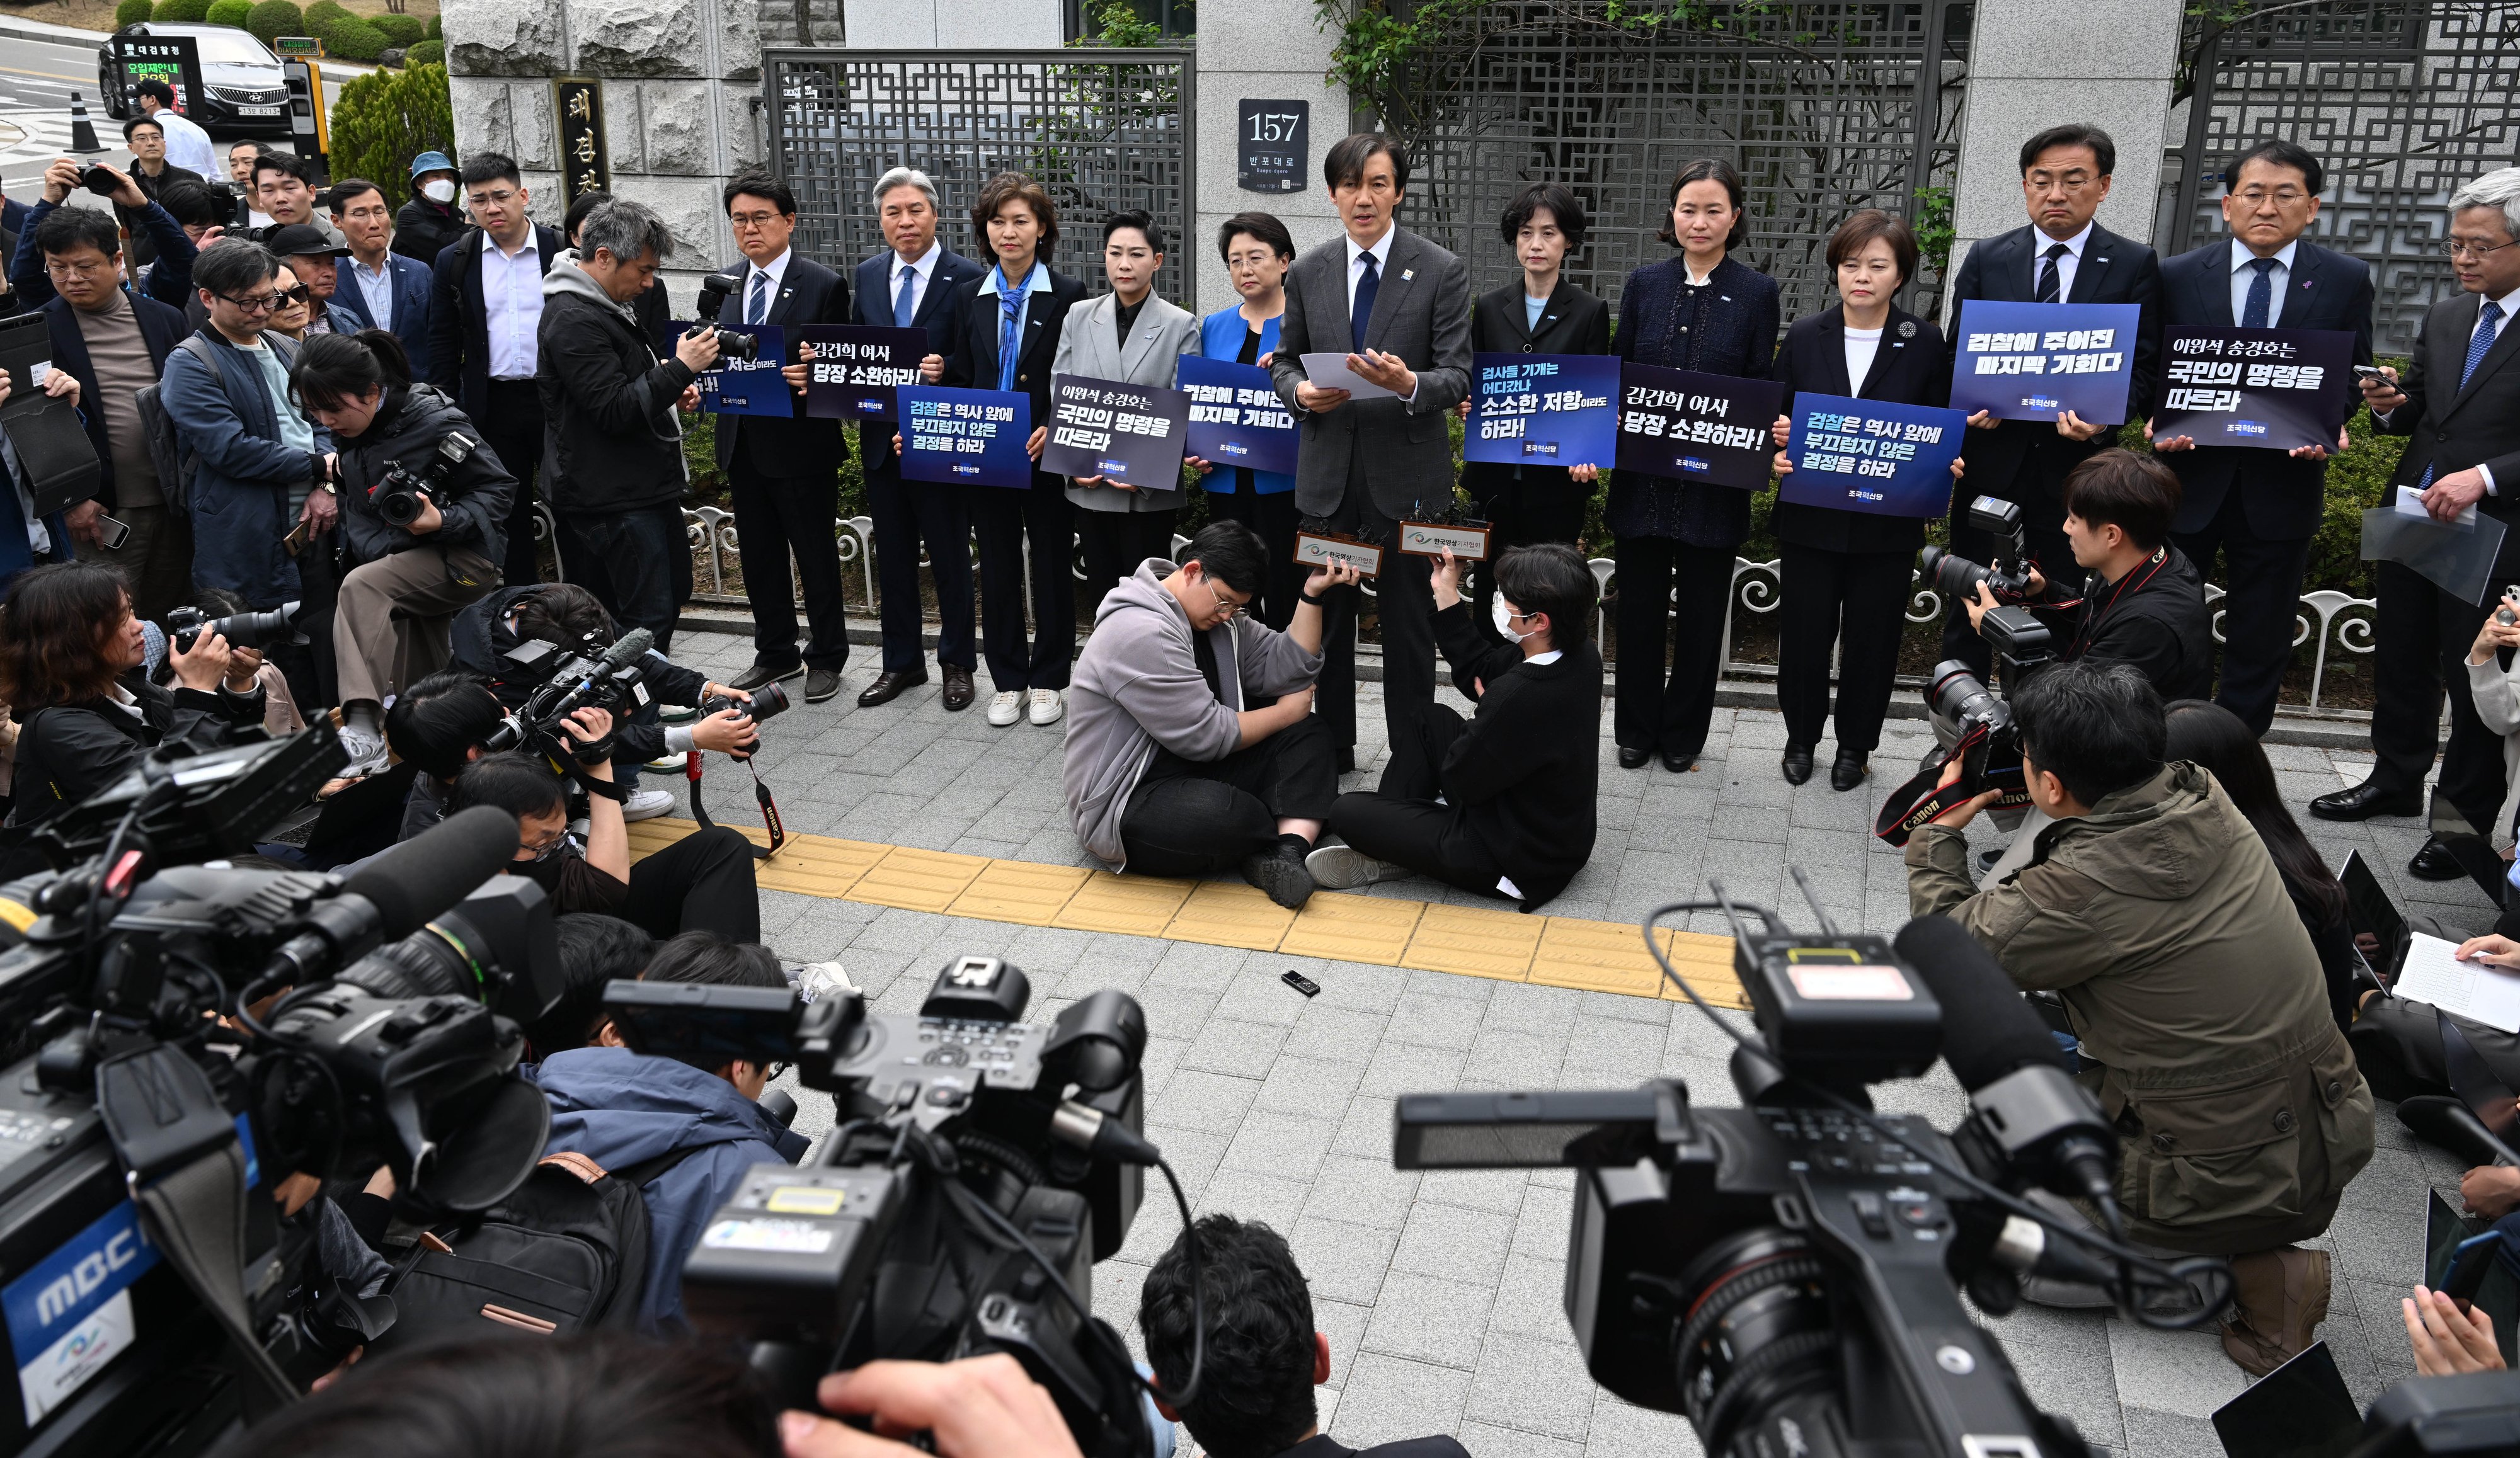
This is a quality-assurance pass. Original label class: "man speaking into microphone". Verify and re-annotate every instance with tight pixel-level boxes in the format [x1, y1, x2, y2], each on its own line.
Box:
[1903, 657, 2371, 1378]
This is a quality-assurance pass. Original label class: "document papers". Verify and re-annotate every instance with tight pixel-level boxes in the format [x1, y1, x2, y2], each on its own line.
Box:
[2395, 932, 2520, 1034]
[1299, 353, 1399, 401]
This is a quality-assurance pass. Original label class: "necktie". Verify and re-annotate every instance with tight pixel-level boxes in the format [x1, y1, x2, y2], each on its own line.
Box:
[2242, 256, 2277, 329]
[2035, 242, 2070, 304]
[746, 270, 769, 326]
[2418, 300, 2504, 491]
[894, 264, 917, 328]
[1351, 249, 1380, 355]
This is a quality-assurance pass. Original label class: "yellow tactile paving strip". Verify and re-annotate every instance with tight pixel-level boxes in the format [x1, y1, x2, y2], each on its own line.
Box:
[626, 819, 1751, 1009]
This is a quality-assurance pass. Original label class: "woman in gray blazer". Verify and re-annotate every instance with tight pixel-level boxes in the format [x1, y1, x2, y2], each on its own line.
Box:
[1056, 210, 1200, 614]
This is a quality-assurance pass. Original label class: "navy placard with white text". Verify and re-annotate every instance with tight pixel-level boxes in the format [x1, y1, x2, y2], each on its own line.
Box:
[1465, 353, 1619, 468]
[1612, 363, 1785, 489]
[1041, 373, 1191, 489]
[791, 324, 929, 421]
[2151, 326, 2356, 452]
[898, 386, 1033, 489]
[1179, 355, 1299, 476]
[1778, 394, 1968, 518]
[1948, 301, 2141, 424]
[677, 322, 792, 418]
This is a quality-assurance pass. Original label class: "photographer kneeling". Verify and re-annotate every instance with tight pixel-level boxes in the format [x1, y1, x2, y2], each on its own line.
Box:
[290, 330, 513, 768]
[0, 561, 265, 826]
[1907, 658, 2373, 1376]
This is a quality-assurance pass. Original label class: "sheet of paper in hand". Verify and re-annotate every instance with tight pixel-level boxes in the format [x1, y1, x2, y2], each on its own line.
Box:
[1948, 301, 2141, 424]
[1611, 363, 1785, 489]
[1295, 532, 1382, 577]
[2151, 327, 2355, 452]
[678, 322, 791, 417]
[1179, 355, 1298, 477]
[1465, 354, 1618, 467]
[896, 386, 1033, 489]
[1040, 374, 1191, 489]
[791, 324, 929, 421]
[1777, 395, 1969, 518]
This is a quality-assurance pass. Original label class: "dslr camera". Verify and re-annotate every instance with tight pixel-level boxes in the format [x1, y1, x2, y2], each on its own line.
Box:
[1918, 496, 2041, 607]
[606, 954, 1176, 1458]
[167, 598, 305, 656]
[71, 161, 120, 197]
[370, 430, 477, 529]
[693, 265, 762, 363]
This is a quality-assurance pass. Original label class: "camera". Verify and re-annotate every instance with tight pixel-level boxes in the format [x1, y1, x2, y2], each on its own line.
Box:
[1918, 496, 2041, 607]
[612, 954, 1176, 1458]
[699, 678, 788, 724]
[481, 625, 659, 759]
[168, 598, 304, 656]
[371, 430, 477, 529]
[2497, 584, 2518, 626]
[693, 265, 761, 362]
[71, 161, 120, 197]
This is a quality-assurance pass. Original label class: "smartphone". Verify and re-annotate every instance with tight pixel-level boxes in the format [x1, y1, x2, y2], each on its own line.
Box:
[94, 514, 129, 551]
[280, 520, 310, 555]
[2443, 1229, 2505, 1306]
[1282, 970, 1320, 998]
[2352, 364, 2389, 380]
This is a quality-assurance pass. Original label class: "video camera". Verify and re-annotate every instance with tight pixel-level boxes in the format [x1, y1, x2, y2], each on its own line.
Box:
[605, 954, 1193, 1458]
[693, 265, 761, 363]
[168, 599, 304, 657]
[0, 724, 563, 1453]
[481, 625, 658, 761]
[370, 431, 477, 529]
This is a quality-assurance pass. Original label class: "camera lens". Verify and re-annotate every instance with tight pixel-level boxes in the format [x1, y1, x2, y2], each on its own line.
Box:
[715, 329, 759, 363]
[1928, 661, 1996, 725]
[1921, 545, 1990, 605]
[1671, 1228, 1837, 1453]
[379, 489, 423, 528]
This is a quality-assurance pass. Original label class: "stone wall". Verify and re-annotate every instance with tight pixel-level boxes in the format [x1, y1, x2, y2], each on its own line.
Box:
[1191, 0, 1349, 313]
[441, 0, 770, 310]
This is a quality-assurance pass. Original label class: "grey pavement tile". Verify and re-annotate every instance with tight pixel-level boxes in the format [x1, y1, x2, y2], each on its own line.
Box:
[1406, 967, 1499, 1001]
[1392, 1202, 1518, 1287]
[1462, 1421, 1586, 1458]
[2120, 1405, 2228, 1458]
[1290, 1214, 1403, 1306]
[1155, 1070, 1262, 1131]
[1515, 1183, 1574, 1258]
[1196, 1166, 1314, 1231]
[1385, 990, 1491, 1049]
[2012, 1338, 2126, 1450]
[1583, 1395, 1706, 1458]
[1142, 1122, 1228, 1201]
[1184, 1017, 1293, 1078]
[1333, 1096, 1399, 1159]
[1304, 1154, 1424, 1229]
[2105, 1319, 2247, 1420]
[1562, 1015, 1671, 1083]
[1361, 1271, 1498, 1367]
[1256, 1054, 1369, 1114]
[1330, 1354, 1475, 1449]
[1222, 1113, 1341, 1181]
[1465, 1331, 1598, 1442]
[1313, 960, 1414, 1011]
[1484, 981, 1588, 1034]
[1468, 1027, 1574, 1086]
[1317, 1296, 1372, 1386]
[1489, 1252, 1570, 1338]
[1134, 983, 1225, 1039]
[1216, 965, 1314, 1026]
[1284, 1005, 1394, 1064]
[1418, 1167, 1530, 1216]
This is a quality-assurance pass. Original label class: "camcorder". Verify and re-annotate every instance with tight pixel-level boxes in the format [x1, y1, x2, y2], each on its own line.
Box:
[0, 724, 564, 1455]
[604, 954, 1196, 1458]
[167, 600, 304, 658]
[693, 266, 761, 363]
[370, 430, 477, 530]
[481, 625, 658, 764]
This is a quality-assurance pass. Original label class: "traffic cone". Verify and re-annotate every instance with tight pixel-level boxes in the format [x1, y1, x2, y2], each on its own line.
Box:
[68, 93, 100, 153]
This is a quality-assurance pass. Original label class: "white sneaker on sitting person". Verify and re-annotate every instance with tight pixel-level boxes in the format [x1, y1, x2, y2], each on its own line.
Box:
[1028, 687, 1064, 726]
[644, 754, 682, 772]
[790, 962, 860, 1001]
[619, 789, 677, 822]
[336, 722, 389, 775]
[987, 690, 1024, 727]
[1305, 844, 1409, 891]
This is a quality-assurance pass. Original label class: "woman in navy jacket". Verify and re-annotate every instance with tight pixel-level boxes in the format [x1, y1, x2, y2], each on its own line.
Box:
[1765, 210, 1960, 792]
[1185, 212, 1305, 628]
[1610, 159, 1779, 772]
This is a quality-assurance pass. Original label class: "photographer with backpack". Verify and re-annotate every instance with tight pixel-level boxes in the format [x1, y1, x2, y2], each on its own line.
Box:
[292, 329, 514, 772]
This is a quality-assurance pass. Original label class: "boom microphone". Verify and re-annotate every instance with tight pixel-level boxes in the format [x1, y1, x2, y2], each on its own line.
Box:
[343, 806, 524, 941]
[598, 626, 655, 675]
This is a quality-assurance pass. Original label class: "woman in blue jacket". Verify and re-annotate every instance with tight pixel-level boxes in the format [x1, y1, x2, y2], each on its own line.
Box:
[1185, 212, 1306, 628]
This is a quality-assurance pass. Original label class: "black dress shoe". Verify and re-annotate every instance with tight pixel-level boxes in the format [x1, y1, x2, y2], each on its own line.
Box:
[805, 668, 844, 703]
[856, 667, 929, 707]
[1830, 748, 1868, 793]
[730, 663, 805, 693]
[1337, 748, 1358, 775]
[1780, 742, 1814, 785]
[2308, 780, 2423, 821]
[1661, 749, 1695, 773]
[1618, 746, 1651, 770]
[2409, 836, 2466, 881]
[941, 664, 974, 711]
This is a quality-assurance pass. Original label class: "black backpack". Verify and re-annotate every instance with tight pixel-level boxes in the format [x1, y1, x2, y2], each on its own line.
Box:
[370, 1146, 705, 1347]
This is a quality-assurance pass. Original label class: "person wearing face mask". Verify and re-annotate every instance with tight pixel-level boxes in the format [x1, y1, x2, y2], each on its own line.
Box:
[1184, 212, 1304, 628]
[1310, 543, 1602, 911]
[394, 151, 467, 269]
[1064, 521, 1358, 910]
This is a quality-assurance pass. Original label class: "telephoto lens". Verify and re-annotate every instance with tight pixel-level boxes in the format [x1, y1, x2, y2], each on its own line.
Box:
[75, 162, 117, 196]
[1918, 545, 1991, 604]
[1927, 661, 2000, 726]
[712, 327, 760, 363]
[701, 679, 788, 722]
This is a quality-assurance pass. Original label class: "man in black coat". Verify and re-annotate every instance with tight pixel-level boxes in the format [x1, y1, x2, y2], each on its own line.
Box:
[2317, 167, 2520, 875]
[1942, 122, 2164, 676]
[427, 151, 565, 590]
[854, 167, 987, 711]
[2151, 139, 2373, 738]
[710, 172, 852, 705]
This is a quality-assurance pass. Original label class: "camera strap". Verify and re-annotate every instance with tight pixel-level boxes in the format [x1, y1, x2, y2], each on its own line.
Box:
[684, 751, 784, 860]
[1870, 724, 2033, 846]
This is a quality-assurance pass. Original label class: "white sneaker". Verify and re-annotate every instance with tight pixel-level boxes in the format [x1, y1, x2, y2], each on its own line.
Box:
[619, 789, 677, 822]
[645, 755, 682, 772]
[986, 690, 1024, 727]
[790, 962, 861, 1002]
[1305, 845, 1409, 891]
[335, 724, 388, 775]
[1028, 688, 1065, 726]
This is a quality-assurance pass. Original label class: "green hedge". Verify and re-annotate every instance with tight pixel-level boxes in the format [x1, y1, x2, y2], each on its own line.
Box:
[151, 0, 213, 21]
[403, 37, 442, 65]
[113, 0, 154, 26]
[425, 11, 438, 37]
[245, 0, 302, 45]
[203, 0, 251, 25]
[370, 13, 424, 45]
[327, 60, 450, 208]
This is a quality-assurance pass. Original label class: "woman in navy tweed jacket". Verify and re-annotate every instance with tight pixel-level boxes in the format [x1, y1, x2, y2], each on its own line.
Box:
[1610, 159, 1780, 772]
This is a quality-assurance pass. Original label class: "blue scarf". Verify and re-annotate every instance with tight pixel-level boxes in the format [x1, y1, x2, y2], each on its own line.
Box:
[992, 263, 1029, 392]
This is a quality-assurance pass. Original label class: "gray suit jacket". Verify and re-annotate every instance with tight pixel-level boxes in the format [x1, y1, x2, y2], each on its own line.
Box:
[1053, 290, 1200, 513]
[1268, 228, 1473, 518]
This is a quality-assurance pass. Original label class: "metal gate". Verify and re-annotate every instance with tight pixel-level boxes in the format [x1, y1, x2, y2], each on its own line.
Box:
[762, 48, 1196, 302]
[1385, 3, 1970, 322]
[2167, 1, 2520, 357]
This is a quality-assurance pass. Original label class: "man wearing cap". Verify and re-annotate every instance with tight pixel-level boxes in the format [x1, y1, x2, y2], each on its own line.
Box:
[129, 79, 217, 181]
[269, 223, 364, 336]
[395, 151, 466, 269]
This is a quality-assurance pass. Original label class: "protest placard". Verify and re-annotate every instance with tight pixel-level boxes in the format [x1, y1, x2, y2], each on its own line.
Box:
[1612, 363, 1785, 489]
[1949, 301, 2141, 424]
[1777, 394, 1969, 518]
[1179, 355, 1298, 476]
[1040, 374, 1191, 489]
[1465, 354, 1618, 467]
[897, 386, 1032, 489]
[2151, 326, 2355, 452]
[791, 324, 928, 421]
[677, 323, 791, 417]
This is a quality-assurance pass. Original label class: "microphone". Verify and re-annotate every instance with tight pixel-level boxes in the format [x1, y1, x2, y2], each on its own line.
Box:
[343, 806, 524, 942]
[1893, 916, 2116, 1207]
[596, 627, 655, 676]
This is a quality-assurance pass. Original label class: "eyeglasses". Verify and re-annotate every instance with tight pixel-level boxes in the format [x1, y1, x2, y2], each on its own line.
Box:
[2444, 237, 2520, 259]
[43, 259, 109, 280]
[219, 290, 281, 313]
[728, 210, 783, 231]
[274, 284, 311, 304]
[467, 188, 518, 208]
[520, 825, 568, 860]
[1203, 579, 1249, 620]
[2027, 173, 2099, 192]
[2233, 188, 2309, 207]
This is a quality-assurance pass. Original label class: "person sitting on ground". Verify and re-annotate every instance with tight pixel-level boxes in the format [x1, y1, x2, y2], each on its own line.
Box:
[1139, 1213, 1469, 1458]
[1908, 657, 2373, 1375]
[381, 668, 505, 840]
[2405, 1282, 2508, 1377]
[1311, 542, 1603, 910]
[536, 930, 809, 1333]
[1064, 521, 1358, 909]
[524, 912, 656, 1060]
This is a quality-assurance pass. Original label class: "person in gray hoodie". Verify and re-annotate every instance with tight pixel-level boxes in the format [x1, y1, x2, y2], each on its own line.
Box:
[1065, 520, 1358, 908]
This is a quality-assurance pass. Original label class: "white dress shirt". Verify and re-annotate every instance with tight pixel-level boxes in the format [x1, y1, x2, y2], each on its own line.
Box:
[2228, 238, 2300, 324]
[348, 253, 396, 332]
[1843, 325, 1883, 394]
[1341, 225, 1416, 402]
[481, 232, 544, 380]
[2029, 221, 2095, 300]
[149, 106, 219, 181]
[740, 248, 791, 324]
[887, 241, 941, 321]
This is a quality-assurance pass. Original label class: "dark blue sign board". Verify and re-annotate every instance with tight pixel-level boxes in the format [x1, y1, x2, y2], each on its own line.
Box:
[679, 322, 791, 418]
[1465, 353, 1619, 468]
[1949, 301, 2141, 424]
[793, 324, 929, 421]
[2152, 326, 2356, 453]
[898, 386, 1033, 489]
[1179, 355, 1299, 477]
[1612, 362, 1784, 490]
[1778, 394, 1969, 518]
[1041, 373, 1192, 489]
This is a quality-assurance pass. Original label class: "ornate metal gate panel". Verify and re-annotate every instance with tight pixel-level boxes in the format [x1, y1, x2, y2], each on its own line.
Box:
[763, 48, 1195, 300]
[2168, 1, 2520, 356]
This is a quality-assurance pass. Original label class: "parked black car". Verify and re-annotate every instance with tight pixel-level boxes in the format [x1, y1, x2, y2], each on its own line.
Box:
[97, 23, 293, 137]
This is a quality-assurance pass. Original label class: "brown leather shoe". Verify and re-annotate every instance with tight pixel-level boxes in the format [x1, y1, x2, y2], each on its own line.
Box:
[2219, 1246, 2331, 1376]
[856, 666, 929, 707]
[941, 664, 976, 711]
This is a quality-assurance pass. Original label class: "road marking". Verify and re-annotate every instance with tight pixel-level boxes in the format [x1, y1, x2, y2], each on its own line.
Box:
[0, 68, 88, 85]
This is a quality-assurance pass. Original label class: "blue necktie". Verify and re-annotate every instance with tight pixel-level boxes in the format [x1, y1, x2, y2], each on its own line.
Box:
[2242, 256, 2277, 328]
[1350, 249, 1380, 354]
[2418, 300, 2504, 491]
[893, 264, 917, 328]
[746, 271, 769, 326]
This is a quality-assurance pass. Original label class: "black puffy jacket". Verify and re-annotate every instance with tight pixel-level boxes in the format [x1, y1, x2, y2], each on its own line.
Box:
[337, 384, 517, 569]
[7, 673, 265, 826]
[534, 261, 694, 515]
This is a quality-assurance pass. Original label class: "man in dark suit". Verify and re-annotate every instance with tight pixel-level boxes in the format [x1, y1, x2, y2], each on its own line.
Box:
[2316, 168, 2520, 877]
[1268, 133, 1474, 762]
[2151, 140, 2373, 738]
[427, 151, 564, 590]
[854, 166, 985, 710]
[1941, 122, 2164, 675]
[711, 172, 852, 704]
[328, 177, 436, 379]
